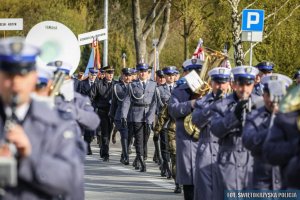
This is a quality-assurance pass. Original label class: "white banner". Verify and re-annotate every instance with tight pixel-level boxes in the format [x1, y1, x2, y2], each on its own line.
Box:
[78, 29, 107, 46]
[0, 18, 23, 31]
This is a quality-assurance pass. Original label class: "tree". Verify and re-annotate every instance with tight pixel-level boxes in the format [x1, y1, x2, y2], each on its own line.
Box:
[226, 0, 300, 66]
[172, 0, 213, 60]
[132, 0, 171, 64]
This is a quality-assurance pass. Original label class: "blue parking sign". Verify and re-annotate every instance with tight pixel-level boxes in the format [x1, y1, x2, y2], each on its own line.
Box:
[242, 9, 265, 32]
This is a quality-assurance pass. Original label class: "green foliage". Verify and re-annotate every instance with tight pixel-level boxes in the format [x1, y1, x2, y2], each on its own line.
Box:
[0, 0, 299, 77]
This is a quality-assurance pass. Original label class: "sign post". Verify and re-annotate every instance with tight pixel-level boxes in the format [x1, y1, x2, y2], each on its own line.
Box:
[241, 9, 265, 66]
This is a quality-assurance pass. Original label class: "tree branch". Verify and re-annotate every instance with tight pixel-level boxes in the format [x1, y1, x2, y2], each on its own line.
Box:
[142, 2, 168, 38]
[265, 0, 291, 20]
[238, 0, 259, 17]
[143, 0, 162, 26]
[148, 2, 171, 64]
[244, 4, 300, 56]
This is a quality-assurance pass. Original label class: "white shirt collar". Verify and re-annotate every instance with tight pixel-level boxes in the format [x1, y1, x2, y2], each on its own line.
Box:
[5, 102, 30, 121]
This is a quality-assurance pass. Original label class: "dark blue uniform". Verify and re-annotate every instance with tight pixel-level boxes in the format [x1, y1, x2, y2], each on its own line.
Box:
[243, 106, 282, 190]
[263, 111, 300, 188]
[210, 93, 263, 198]
[191, 92, 220, 200]
[109, 81, 130, 163]
[89, 78, 115, 160]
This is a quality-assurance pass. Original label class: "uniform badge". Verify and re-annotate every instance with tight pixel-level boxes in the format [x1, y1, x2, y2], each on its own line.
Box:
[270, 75, 278, 80]
[55, 60, 63, 67]
[245, 67, 252, 74]
[191, 59, 197, 65]
[219, 69, 225, 74]
[10, 42, 23, 54]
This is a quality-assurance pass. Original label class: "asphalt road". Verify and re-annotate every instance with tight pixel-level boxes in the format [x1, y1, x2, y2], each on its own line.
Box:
[84, 134, 183, 200]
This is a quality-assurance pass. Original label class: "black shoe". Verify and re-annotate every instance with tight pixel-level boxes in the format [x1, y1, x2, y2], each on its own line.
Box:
[174, 184, 182, 194]
[160, 168, 166, 177]
[123, 158, 129, 165]
[87, 151, 92, 155]
[139, 156, 146, 172]
[103, 157, 109, 162]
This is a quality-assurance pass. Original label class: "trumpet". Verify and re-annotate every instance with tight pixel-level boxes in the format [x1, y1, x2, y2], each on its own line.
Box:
[49, 70, 66, 97]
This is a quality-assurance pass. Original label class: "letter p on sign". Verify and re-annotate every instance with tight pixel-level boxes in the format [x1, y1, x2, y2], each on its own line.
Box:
[242, 9, 264, 32]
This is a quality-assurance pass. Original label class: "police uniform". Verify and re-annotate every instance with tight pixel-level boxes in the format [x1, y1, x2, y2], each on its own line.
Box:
[191, 67, 231, 200]
[109, 68, 134, 165]
[89, 66, 115, 161]
[253, 62, 274, 96]
[168, 59, 203, 200]
[155, 66, 177, 178]
[121, 63, 157, 172]
[263, 110, 300, 188]
[48, 62, 100, 163]
[78, 68, 99, 154]
[152, 69, 165, 165]
[210, 66, 264, 199]
[243, 74, 292, 190]
[0, 37, 83, 200]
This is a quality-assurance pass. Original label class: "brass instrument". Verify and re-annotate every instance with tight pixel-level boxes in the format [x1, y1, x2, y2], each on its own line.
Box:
[279, 85, 300, 130]
[49, 70, 66, 97]
[184, 46, 228, 140]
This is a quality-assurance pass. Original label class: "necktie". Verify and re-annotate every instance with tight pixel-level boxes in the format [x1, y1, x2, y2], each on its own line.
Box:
[142, 81, 146, 89]
[169, 85, 172, 92]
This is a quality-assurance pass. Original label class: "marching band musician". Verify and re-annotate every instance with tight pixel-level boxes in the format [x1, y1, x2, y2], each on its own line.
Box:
[263, 84, 300, 189]
[152, 69, 165, 165]
[210, 66, 264, 199]
[168, 58, 203, 200]
[78, 68, 99, 155]
[243, 73, 292, 190]
[121, 63, 157, 172]
[89, 65, 115, 162]
[154, 66, 177, 178]
[109, 68, 134, 165]
[253, 62, 274, 96]
[191, 67, 231, 200]
[0, 37, 82, 199]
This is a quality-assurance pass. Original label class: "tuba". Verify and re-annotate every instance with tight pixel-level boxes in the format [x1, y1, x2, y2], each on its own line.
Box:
[183, 46, 229, 140]
[26, 21, 81, 96]
[279, 85, 300, 130]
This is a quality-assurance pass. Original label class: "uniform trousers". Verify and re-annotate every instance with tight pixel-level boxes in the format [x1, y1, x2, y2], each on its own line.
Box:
[132, 122, 150, 157]
[98, 109, 113, 158]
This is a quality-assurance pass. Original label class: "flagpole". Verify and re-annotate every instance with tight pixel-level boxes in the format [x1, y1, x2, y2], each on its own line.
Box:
[103, 0, 108, 67]
[122, 53, 126, 68]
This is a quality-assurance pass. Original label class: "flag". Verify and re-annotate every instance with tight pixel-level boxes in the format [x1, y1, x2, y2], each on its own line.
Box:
[84, 47, 95, 77]
[192, 38, 205, 61]
[94, 40, 101, 69]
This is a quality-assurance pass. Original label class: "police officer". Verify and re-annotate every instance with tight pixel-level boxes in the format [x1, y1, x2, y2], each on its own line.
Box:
[168, 59, 203, 200]
[263, 85, 300, 189]
[109, 68, 134, 165]
[121, 63, 157, 172]
[78, 68, 98, 154]
[90, 65, 115, 161]
[243, 74, 292, 190]
[156, 66, 177, 178]
[191, 67, 231, 200]
[0, 37, 83, 199]
[294, 69, 300, 85]
[98, 68, 105, 80]
[253, 61, 274, 96]
[210, 66, 264, 199]
[152, 69, 165, 164]
[156, 69, 166, 86]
